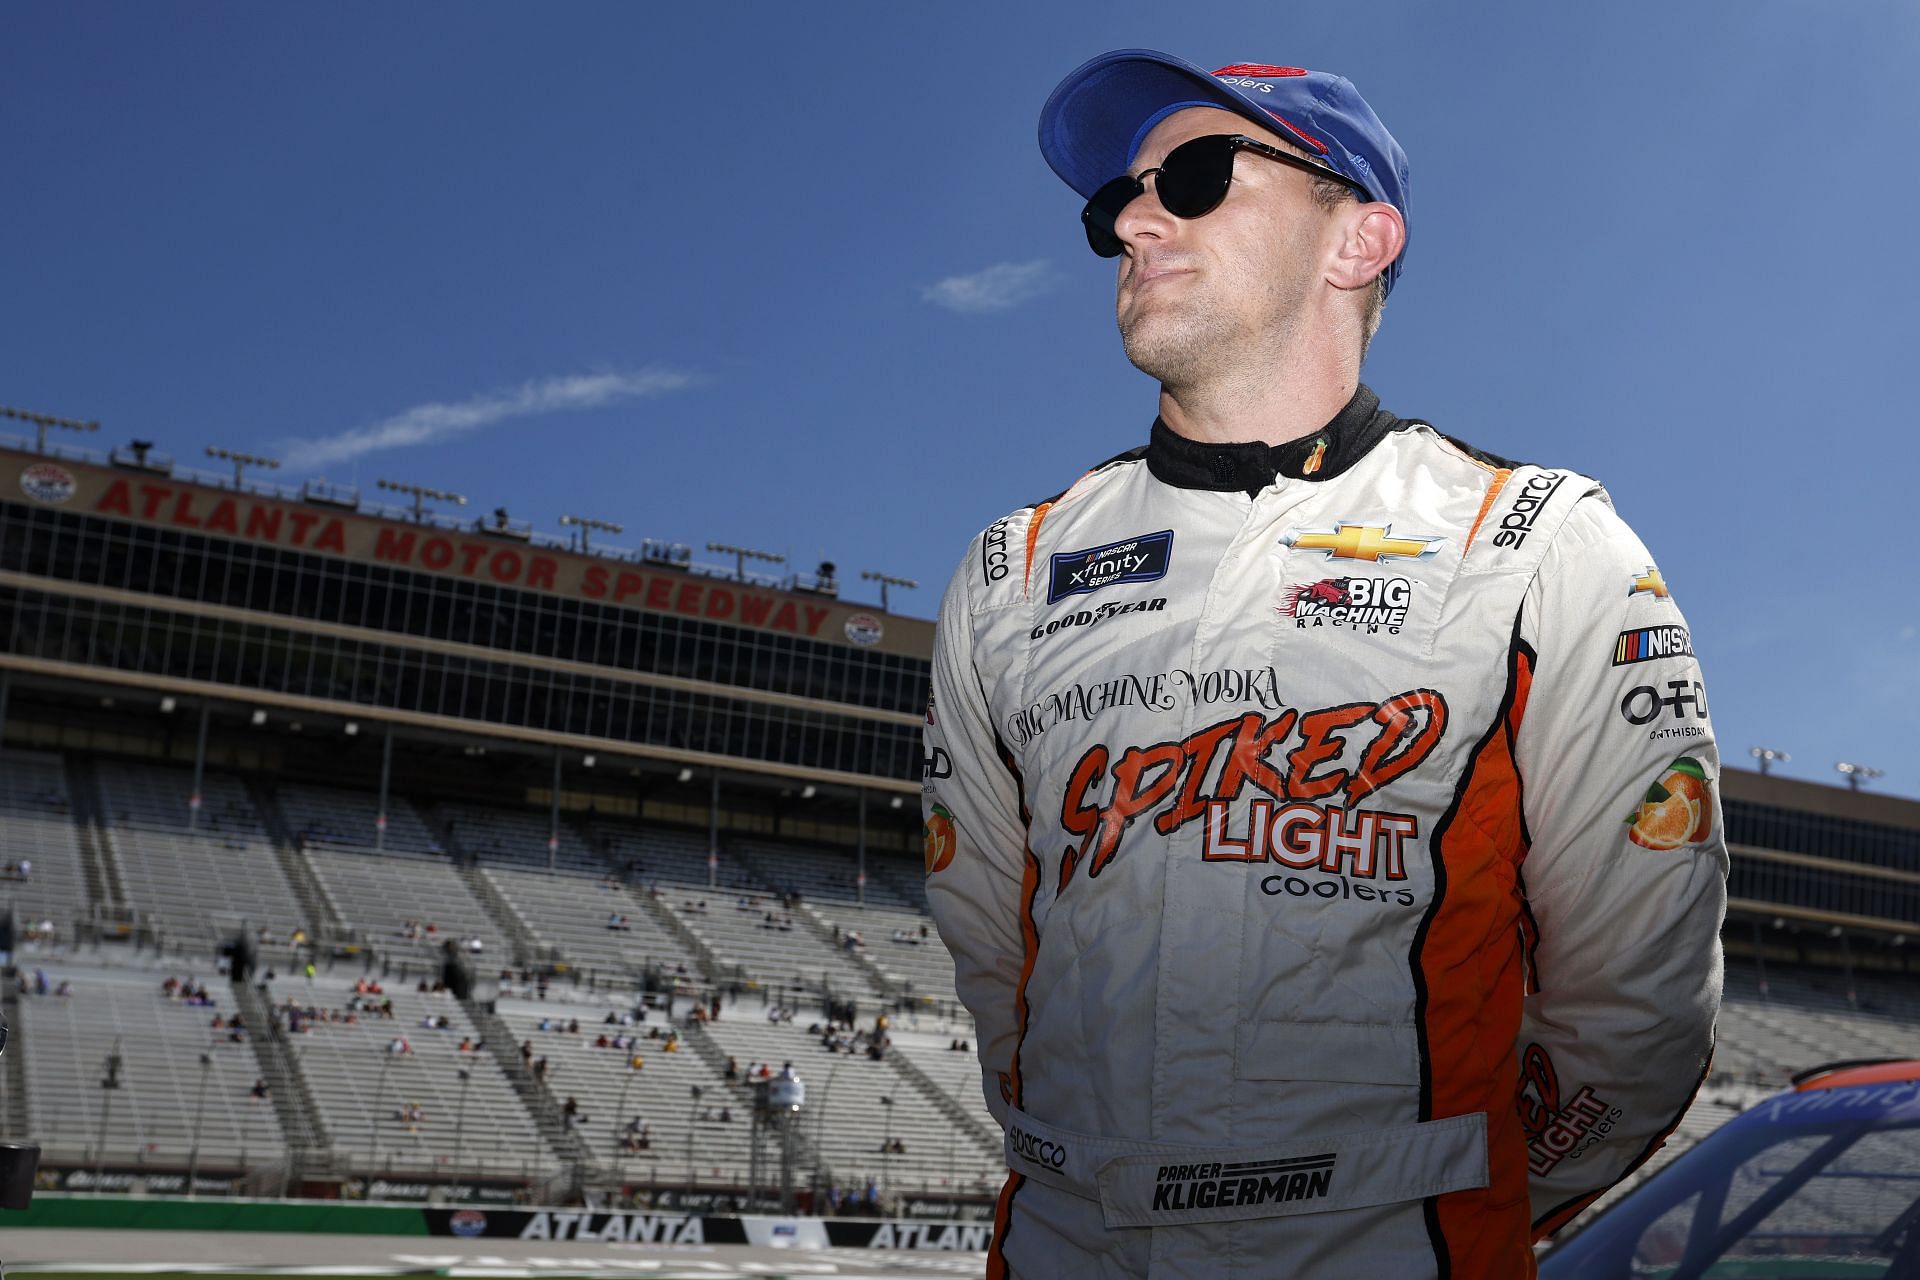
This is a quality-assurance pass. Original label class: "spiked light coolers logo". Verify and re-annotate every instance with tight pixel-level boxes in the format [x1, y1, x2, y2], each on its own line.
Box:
[1281, 577, 1414, 634]
[1056, 690, 1447, 893]
[1519, 1044, 1622, 1176]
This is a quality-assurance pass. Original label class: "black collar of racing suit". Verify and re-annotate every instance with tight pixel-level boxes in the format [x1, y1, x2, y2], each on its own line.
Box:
[1144, 383, 1404, 497]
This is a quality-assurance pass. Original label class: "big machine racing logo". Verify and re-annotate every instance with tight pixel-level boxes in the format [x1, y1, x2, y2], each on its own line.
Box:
[1050, 679, 1448, 903]
[1280, 577, 1414, 634]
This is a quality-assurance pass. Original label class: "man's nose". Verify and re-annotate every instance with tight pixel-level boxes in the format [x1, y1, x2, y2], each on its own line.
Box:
[1113, 174, 1175, 249]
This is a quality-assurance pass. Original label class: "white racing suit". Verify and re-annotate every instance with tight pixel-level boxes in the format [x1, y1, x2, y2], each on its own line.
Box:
[923, 387, 1726, 1278]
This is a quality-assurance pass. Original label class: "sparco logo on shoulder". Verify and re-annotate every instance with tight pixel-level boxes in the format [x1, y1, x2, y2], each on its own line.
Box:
[1008, 1125, 1068, 1170]
[1492, 471, 1566, 549]
[982, 516, 1012, 584]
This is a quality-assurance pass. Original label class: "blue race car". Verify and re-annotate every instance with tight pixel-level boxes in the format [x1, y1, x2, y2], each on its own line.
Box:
[1542, 1059, 1920, 1279]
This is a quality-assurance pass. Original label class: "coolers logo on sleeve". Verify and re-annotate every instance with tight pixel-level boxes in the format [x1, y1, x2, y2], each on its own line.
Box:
[1283, 522, 1443, 563]
[1047, 530, 1173, 604]
[1490, 471, 1566, 548]
[1624, 756, 1713, 850]
[924, 804, 957, 875]
[1612, 625, 1692, 666]
[1281, 577, 1414, 634]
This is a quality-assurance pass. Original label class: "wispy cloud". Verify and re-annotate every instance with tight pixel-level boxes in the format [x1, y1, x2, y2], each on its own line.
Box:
[277, 368, 700, 471]
[921, 259, 1057, 314]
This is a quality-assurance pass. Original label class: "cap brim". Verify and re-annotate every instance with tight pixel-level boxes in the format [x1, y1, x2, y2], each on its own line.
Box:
[1039, 49, 1281, 198]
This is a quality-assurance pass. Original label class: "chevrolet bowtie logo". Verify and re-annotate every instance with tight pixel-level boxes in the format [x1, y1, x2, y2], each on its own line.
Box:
[1630, 567, 1670, 598]
[1284, 523, 1443, 563]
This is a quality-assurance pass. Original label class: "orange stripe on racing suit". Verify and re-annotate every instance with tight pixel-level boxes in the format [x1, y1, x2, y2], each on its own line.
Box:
[1418, 638, 1535, 1276]
[1463, 468, 1514, 552]
[986, 849, 1044, 1279]
[1022, 502, 1054, 599]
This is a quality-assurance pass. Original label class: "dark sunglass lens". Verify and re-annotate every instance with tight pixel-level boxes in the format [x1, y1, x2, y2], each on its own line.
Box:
[1156, 135, 1235, 219]
[1082, 175, 1141, 258]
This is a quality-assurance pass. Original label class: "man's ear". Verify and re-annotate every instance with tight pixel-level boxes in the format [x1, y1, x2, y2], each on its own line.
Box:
[1328, 202, 1405, 292]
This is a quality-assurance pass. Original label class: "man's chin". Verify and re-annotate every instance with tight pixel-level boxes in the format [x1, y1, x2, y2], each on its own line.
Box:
[1120, 317, 1210, 384]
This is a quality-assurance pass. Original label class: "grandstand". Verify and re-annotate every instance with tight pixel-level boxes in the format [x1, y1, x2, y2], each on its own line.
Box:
[1, 429, 1917, 1230]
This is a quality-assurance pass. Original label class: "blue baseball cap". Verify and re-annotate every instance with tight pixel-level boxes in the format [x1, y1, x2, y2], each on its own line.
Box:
[1039, 50, 1411, 294]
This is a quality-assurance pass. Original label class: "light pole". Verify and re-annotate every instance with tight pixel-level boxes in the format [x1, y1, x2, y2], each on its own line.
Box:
[685, 1084, 703, 1197]
[560, 514, 624, 555]
[614, 1057, 640, 1185]
[451, 1067, 473, 1178]
[186, 1050, 213, 1196]
[0, 404, 97, 453]
[369, 1050, 396, 1167]
[860, 570, 919, 613]
[1749, 746, 1791, 776]
[1836, 762, 1885, 791]
[205, 446, 281, 489]
[706, 541, 785, 584]
[879, 1095, 895, 1200]
[813, 1062, 840, 1182]
[376, 478, 467, 523]
[93, 1039, 123, 1189]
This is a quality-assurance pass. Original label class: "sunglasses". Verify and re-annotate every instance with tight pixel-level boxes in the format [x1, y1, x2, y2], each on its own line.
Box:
[1081, 133, 1371, 258]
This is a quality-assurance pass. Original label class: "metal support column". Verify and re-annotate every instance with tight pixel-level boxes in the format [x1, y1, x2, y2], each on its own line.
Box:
[548, 748, 562, 873]
[708, 773, 720, 890]
[0, 669, 11, 750]
[188, 703, 211, 830]
[856, 789, 867, 907]
[375, 725, 395, 853]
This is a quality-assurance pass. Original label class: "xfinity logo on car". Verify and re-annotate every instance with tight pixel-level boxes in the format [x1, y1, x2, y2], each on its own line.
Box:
[1047, 530, 1173, 604]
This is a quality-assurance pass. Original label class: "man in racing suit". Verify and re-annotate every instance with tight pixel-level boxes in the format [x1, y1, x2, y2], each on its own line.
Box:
[923, 50, 1726, 1278]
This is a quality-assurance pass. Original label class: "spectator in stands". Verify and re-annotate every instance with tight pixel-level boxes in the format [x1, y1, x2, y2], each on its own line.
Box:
[534, 1056, 550, 1080]
[387, 1036, 411, 1056]
[562, 1096, 581, 1129]
[628, 1053, 644, 1071]
[595, 1033, 611, 1049]
[520, 1040, 533, 1067]
[459, 1037, 476, 1053]
[566, 1018, 580, 1035]
[719, 1105, 733, 1123]
[250, 1079, 270, 1101]
[725, 1056, 738, 1081]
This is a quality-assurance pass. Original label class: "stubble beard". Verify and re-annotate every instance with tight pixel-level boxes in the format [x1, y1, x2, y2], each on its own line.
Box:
[1117, 264, 1312, 396]
[1119, 296, 1240, 392]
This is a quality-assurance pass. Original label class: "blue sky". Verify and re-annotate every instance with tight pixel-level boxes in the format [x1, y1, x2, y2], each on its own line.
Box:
[5, 2, 1916, 799]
